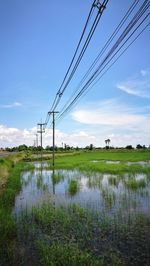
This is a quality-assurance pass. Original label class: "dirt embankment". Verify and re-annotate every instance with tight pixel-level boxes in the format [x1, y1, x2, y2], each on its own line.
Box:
[0, 152, 25, 192]
[0, 166, 9, 190]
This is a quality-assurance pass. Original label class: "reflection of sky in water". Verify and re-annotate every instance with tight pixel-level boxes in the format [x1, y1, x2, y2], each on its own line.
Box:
[91, 160, 150, 165]
[13, 163, 150, 217]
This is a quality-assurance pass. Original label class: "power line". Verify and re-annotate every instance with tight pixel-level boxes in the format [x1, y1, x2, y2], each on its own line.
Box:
[58, 18, 149, 122]
[58, 0, 141, 116]
[57, 21, 150, 124]
[44, 0, 109, 127]
[52, 0, 109, 111]
[43, 0, 96, 126]
[56, 1, 149, 122]
[47, 0, 95, 115]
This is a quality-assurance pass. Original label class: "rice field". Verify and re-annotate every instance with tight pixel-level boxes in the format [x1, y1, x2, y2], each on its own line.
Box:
[1, 150, 150, 265]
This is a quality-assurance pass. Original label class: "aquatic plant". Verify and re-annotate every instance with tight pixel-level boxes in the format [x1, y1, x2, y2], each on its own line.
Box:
[125, 178, 146, 191]
[101, 187, 116, 209]
[108, 176, 119, 187]
[51, 171, 64, 185]
[15, 202, 150, 265]
[37, 241, 104, 266]
[68, 179, 79, 195]
[36, 174, 43, 189]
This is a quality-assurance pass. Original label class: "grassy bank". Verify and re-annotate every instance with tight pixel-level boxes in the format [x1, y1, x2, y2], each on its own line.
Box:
[0, 152, 26, 192]
[0, 155, 34, 266]
[48, 150, 150, 174]
[0, 158, 12, 192]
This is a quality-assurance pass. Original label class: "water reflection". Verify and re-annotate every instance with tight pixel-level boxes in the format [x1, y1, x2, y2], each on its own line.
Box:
[13, 162, 150, 216]
[91, 160, 150, 165]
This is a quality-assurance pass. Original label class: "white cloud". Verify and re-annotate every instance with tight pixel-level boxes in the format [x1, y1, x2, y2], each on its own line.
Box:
[44, 129, 96, 147]
[0, 102, 22, 108]
[0, 124, 96, 148]
[117, 69, 150, 98]
[0, 118, 150, 148]
[70, 98, 150, 147]
[72, 109, 144, 126]
[72, 99, 148, 126]
[140, 69, 150, 77]
[13, 102, 22, 107]
[1, 96, 150, 148]
[0, 125, 36, 147]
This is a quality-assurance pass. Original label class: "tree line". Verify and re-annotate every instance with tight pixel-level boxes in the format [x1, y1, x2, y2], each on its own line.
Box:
[1, 143, 150, 152]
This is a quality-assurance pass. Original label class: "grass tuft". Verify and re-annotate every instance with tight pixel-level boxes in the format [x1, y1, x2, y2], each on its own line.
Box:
[68, 179, 79, 195]
[125, 178, 146, 190]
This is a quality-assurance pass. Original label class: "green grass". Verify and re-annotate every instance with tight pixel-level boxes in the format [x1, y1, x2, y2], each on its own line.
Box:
[0, 158, 12, 192]
[14, 203, 150, 266]
[27, 151, 81, 161]
[51, 171, 64, 184]
[101, 188, 116, 209]
[45, 150, 150, 174]
[1, 150, 150, 265]
[56, 150, 150, 163]
[125, 178, 147, 191]
[0, 152, 27, 192]
[108, 176, 119, 187]
[0, 160, 34, 265]
[37, 242, 104, 266]
[68, 179, 79, 195]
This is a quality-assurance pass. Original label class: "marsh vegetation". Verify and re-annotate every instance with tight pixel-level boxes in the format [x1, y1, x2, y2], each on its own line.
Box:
[1, 150, 150, 265]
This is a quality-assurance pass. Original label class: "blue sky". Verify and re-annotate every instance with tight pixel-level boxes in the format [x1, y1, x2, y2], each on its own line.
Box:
[0, 0, 150, 148]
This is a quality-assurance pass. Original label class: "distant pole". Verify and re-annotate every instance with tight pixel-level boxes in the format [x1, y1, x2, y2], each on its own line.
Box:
[35, 133, 38, 157]
[52, 112, 55, 167]
[48, 111, 59, 167]
[37, 123, 46, 159]
[35, 133, 38, 147]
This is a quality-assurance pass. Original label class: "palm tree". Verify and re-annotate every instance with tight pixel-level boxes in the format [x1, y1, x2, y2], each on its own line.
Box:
[107, 139, 111, 146]
[105, 139, 111, 147]
[105, 139, 108, 146]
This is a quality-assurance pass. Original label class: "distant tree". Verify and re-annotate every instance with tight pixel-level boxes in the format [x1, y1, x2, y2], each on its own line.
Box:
[85, 145, 89, 150]
[64, 143, 67, 150]
[143, 145, 146, 149]
[66, 145, 71, 150]
[18, 144, 28, 151]
[45, 145, 51, 151]
[136, 144, 143, 149]
[54, 145, 58, 151]
[89, 144, 94, 150]
[126, 145, 133, 150]
[107, 139, 111, 146]
[5, 147, 11, 152]
[105, 139, 111, 148]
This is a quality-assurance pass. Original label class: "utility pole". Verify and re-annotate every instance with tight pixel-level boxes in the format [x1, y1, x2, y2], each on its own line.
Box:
[37, 123, 46, 159]
[35, 133, 38, 157]
[48, 111, 59, 167]
[35, 133, 38, 147]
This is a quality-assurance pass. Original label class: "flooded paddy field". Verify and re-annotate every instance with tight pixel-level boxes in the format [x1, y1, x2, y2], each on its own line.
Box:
[12, 159, 150, 266]
[13, 164, 150, 214]
[1, 151, 150, 265]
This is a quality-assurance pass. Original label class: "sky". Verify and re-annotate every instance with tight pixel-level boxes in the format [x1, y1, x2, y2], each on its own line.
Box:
[0, 0, 150, 148]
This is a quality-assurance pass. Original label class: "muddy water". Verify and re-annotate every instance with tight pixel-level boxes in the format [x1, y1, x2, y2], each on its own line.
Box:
[13, 162, 150, 216]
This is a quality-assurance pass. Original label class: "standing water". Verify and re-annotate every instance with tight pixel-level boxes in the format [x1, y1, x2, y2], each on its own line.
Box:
[12, 161, 150, 265]
[13, 161, 150, 216]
